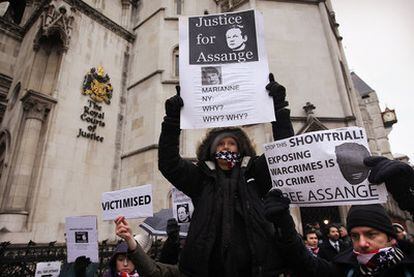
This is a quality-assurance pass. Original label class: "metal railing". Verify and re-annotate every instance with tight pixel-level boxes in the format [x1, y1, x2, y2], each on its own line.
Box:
[0, 240, 117, 276]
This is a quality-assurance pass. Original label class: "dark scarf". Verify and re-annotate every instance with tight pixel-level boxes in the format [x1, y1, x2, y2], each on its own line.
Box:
[219, 166, 240, 257]
[209, 166, 242, 276]
[357, 247, 405, 276]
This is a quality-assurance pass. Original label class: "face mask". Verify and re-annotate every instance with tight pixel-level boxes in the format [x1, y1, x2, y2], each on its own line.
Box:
[354, 247, 392, 265]
[215, 150, 241, 169]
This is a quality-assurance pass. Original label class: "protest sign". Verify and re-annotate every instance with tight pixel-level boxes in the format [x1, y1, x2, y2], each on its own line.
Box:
[179, 9, 275, 129]
[172, 187, 194, 225]
[263, 127, 388, 207]
[65, 216, 99, 263]
[101, 184, 153, 220]
[35, 261, 61, 277]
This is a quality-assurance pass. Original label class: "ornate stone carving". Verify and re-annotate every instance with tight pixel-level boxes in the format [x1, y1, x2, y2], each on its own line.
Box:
[216, 0, 248, 12]
[303, 101, 316, 116]
[33, 0, 76, 52]
[20, 90, 57, 121]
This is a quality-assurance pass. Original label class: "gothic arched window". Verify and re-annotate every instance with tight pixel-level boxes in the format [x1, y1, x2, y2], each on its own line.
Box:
[173, 46, 179, 77]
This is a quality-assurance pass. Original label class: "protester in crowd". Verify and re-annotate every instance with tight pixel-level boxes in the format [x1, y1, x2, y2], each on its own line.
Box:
[159, 218, 182, 265]
[304, 229, 320, 257]
[115, 216, 181, 277]
[264, 156, 414, 276]
[338, 224, 353, 249]
[305, 222, 324, 245]
[103, 241, 140, 277]
[393, 223, 408, 241]
[318, 224, 347, 261]
[158, 73, 294, 276]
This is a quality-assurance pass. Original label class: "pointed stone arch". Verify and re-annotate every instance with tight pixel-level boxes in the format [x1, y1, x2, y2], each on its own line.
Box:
[33, 1, 76, 52]
[297, 102, 329, 134]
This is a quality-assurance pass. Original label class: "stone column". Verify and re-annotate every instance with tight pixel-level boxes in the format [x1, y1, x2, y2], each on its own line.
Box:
[0, 90, 56, 232]
[121, 0, 133, 29]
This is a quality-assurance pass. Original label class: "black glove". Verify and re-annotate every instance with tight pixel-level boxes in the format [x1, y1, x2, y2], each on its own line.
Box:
[265, 73, 288, 111]
[166, 218, 180, 242]
[165, 86, 184, 119]
[364, 156, 414, 211]
[264, 189, 290, 223]
[264, 189, 296, 240]
[74, 256, 91, 277]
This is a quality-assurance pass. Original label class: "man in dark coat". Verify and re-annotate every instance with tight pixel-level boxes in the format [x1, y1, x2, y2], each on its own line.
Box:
[264, 157, 414, 276]
[318, 224, 348, 261]
[158, 74, 294, 277]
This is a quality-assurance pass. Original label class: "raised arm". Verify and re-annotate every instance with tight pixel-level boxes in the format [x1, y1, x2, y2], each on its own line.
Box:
[266, 73, 294, 141]
[158, 86, 203, 197]
[264, 190, 340, 276]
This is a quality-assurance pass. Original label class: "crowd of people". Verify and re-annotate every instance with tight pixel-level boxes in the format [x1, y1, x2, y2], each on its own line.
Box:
[71, 74, 414, 276]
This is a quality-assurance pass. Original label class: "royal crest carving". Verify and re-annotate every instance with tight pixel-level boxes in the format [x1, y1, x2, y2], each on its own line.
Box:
[82, 67, 113, 105]
[33, 0, 76, 51]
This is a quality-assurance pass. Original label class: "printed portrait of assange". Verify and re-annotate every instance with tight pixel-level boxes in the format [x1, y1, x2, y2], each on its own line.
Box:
[177, 204, 191, 223]
[225, 25, 248, 51]
[335, 142, 371, 185]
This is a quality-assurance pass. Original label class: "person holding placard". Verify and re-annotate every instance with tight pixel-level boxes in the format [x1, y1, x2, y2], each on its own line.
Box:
[103, 241, 139, 277]
[263, 156, 414, 276]
[114, 216, 181, 277]
[158, 74, 294, 276]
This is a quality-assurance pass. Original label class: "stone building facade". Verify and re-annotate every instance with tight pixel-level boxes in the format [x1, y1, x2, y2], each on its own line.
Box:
[0, 0, 407, 243]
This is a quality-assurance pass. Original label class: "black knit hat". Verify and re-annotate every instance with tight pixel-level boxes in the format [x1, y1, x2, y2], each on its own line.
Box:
[346, 204, 396, 238]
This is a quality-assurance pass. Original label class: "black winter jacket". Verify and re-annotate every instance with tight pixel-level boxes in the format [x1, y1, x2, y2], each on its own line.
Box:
[158, 110, 293, 277]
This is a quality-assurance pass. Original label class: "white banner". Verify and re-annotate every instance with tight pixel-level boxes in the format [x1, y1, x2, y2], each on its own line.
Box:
[101, 185, 153, 221]
[179, 9, 275, 129]
[65, 216, 99, 263]
[35, 261, 61, 277]
[263, 127, 388, 207]
[172, 187, 194, 225]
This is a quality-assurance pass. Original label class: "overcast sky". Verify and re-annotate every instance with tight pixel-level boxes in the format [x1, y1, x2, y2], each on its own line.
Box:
[330, 0, 414, 162]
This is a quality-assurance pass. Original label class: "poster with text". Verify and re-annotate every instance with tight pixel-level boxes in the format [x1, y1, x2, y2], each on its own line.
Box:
[263, 127, 388, 207]
[101, 185, 153, 221]
[179, 9, 275, 129]
[35, 261, 61, 277]
[172, 187, 194, 225]
[65, 216, 99, 263]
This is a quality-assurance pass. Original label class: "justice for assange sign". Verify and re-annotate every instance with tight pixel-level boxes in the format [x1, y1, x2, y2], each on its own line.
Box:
[179, 9, 275, 129]
[263, 127, 388, 207]
[101, 185, 153, 220]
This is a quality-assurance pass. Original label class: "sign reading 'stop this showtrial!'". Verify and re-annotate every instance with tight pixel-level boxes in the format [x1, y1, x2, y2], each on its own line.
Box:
[179, 10, 275, 129]
[264, 127, 388, 207]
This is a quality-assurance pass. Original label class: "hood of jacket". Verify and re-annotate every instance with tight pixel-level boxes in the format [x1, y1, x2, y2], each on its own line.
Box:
[196, 127, 256, 162]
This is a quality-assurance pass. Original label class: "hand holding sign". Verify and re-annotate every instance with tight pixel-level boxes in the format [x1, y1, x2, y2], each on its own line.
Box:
[115, 216, 138, 251]
[165, 86, 184, 119]
[266, 73, 288, 111]
[115, 216, 132, 240]
[364, 156, 414, 211]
